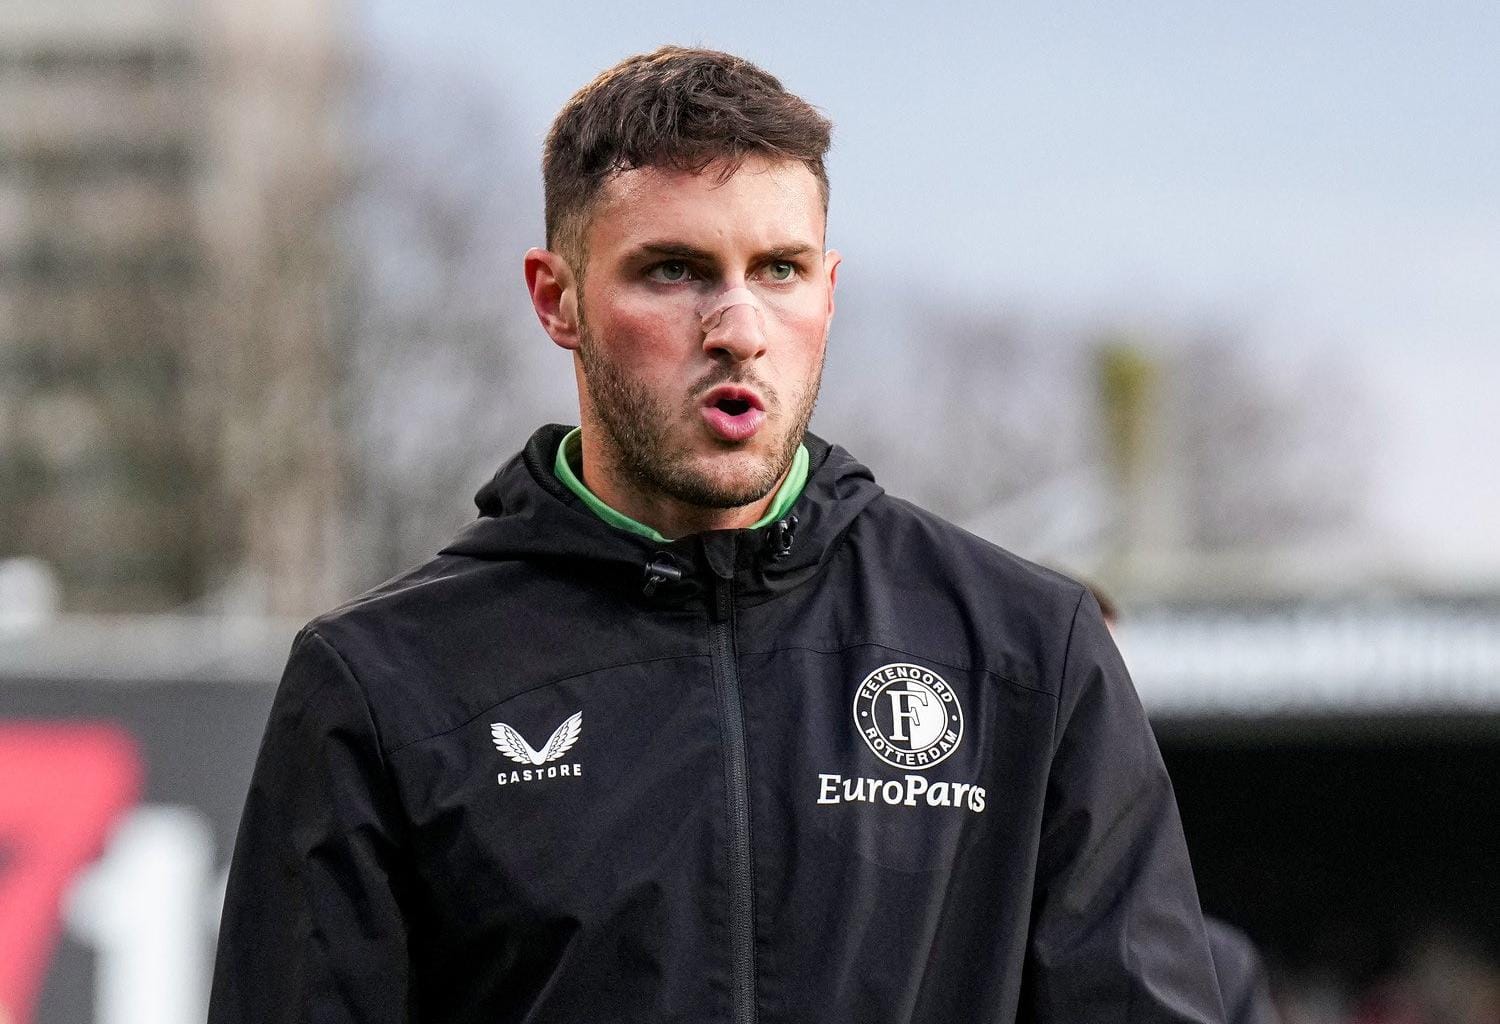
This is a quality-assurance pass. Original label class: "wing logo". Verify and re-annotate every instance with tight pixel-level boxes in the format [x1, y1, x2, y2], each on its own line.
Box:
[490, 712, 583, 786]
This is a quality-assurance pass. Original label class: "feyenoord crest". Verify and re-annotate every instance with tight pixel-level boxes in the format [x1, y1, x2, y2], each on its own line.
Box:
[853, 663, 963, 770]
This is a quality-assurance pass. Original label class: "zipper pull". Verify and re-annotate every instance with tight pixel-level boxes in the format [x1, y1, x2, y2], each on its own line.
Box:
[712, 576, 733, 622]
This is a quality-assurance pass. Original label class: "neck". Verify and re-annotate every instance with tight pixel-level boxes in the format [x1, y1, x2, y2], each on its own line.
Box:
[578, 429, 787, 541]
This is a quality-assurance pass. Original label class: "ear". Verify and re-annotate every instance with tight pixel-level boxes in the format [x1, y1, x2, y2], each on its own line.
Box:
[822, 249, 842, 333]
[524, 247, 581, 350]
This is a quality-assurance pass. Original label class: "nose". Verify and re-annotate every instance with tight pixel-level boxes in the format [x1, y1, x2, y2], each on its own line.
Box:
[703, 303, 766, 361]
[700, 291, 767, 363]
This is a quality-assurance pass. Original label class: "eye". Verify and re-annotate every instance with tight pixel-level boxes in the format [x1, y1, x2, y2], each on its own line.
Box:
[647, 260, 693, 283]
[764, 261, 797, 282]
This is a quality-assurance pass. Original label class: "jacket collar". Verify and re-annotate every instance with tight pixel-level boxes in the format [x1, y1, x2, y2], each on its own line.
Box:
[440, 424, 884, 607]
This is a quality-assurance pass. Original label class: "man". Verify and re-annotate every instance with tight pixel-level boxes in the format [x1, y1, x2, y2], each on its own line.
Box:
[209, 46, 1226, 1023]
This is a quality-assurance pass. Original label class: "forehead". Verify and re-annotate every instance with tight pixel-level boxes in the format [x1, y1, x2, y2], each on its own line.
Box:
[584, 156, 826, 257]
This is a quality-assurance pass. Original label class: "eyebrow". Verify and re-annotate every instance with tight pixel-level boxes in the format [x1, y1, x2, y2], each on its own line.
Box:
[632, 242, 817, 264]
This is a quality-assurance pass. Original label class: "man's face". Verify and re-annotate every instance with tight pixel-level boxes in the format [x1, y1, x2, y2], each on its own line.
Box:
[572, 155, 839, 510]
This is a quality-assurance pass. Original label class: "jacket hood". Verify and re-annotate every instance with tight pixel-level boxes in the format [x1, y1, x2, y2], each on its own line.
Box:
[439, 424, 884, 606]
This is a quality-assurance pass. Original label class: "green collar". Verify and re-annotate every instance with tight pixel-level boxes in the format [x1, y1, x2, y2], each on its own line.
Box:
[553, 427, 808, 543]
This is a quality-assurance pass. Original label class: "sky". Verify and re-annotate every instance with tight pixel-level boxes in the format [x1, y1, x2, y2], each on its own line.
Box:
[361, 0, 1500, 585]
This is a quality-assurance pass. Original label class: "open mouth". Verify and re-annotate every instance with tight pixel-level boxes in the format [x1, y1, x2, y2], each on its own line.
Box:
[700, 386, 767, 441]
[702, 385, 765, 415]
[715, 397, 753, 417]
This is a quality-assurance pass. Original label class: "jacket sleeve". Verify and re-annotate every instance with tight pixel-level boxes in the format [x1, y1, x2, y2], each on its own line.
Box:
[1204, 918, 1281, 1024]
[1023, 590, 1225, 1023]
[208, 628, 415, 1024]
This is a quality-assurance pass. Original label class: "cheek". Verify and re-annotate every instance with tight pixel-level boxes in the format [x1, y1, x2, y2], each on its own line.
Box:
[589, 306, 709, 406]
[763, 286, 830, 334]
[593, 298, 697, 367]
[767, 302, 830, 362]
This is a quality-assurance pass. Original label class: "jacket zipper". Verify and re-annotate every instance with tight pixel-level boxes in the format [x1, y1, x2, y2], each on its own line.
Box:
[710, 573, 757, 1024]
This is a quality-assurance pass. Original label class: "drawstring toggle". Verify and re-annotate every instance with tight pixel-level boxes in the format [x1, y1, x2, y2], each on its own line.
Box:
[768, 513, 799, 560]
[642, 555, 684, 596]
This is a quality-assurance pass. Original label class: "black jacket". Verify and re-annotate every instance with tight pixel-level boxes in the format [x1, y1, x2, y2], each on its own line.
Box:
[1205, 919, 1280, 1024]
[209, 424, 1225, 1024]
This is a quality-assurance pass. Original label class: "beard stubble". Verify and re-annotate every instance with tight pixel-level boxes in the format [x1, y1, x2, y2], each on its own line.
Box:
[576, 309, 824, 510]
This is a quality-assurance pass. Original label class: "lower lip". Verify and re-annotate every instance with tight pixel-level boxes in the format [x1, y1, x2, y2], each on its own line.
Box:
[701, 404, 766, 442]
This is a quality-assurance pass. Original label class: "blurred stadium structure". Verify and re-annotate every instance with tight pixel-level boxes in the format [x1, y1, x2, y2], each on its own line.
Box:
[2, 1, 1497, 1023]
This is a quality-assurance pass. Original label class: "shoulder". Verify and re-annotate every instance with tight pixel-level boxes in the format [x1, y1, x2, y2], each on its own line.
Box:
[287, 551, 524, 751]
[304, 551, 481, 652]
[858, 491, 1087, 615]
[839, 491, 1093, 695]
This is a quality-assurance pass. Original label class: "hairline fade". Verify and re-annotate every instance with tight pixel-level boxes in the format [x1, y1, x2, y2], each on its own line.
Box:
[542, 46, 833, 281]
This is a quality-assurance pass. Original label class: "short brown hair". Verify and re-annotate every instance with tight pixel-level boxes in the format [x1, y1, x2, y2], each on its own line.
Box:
[543, 46, 833, 272]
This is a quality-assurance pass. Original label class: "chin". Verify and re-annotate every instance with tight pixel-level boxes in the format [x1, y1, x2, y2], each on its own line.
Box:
[666, 449, 785, 510]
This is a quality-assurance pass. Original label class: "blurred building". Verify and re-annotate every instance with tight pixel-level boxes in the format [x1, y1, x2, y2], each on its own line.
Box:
[0, 0, 346, 617]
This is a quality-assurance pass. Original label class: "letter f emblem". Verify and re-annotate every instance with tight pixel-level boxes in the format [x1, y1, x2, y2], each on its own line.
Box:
[888, 688, 930, 743]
